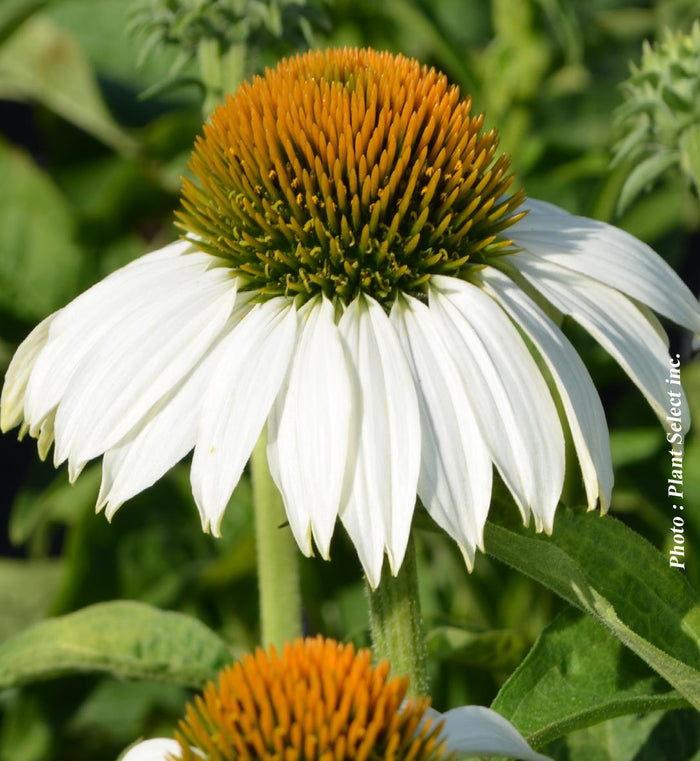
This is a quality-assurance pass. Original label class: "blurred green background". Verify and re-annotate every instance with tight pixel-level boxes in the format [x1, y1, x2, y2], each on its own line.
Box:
[0, 1, 699, 759]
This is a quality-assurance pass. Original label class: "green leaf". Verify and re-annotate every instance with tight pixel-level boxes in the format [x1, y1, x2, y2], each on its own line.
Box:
[0, 138, 83, 322]
[492, 608, 687, 746]
[484, 508, 700, 710]
[0, 601, 232, 690]
[0, 0, 48, 43]
[616, 150, 679, 215]
[542, 709, 700, 761]
[9, 465, 100, 548]
[680, 123, 700, 196]
[0, 14, 139, 158]
[0, 559, 63, 643]
[427, 626, 527, 670]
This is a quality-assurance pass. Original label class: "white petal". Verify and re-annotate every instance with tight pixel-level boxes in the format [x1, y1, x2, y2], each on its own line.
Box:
[52, 263, 238, 472]
[97, 296, 256, 518]
[429, 276, 565, 533]
[24, 241, 207, 431]
[1, 313, 56, 433]
[120, 738, 182, 761]
[337, 295, 421, 588]
[432, 706, 553, 761]
[267, 297, 351, 559]
[510, 253, 686, 431]
[191, 297, 297, 535]
[390, 294, 492, 566]
[513, 198, 700, 332]
[479, 268, 613, 512]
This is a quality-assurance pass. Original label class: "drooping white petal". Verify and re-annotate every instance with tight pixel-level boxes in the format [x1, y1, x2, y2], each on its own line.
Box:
[390, 294, 492, 566]
[24, 241, 206, 432]
[52, 264, 238, 473]
[120, 738, 183, 761]
[97, 296, 256, 519]
[267, 296, 351, 559]
[426, 706, 552, 761]
[510, 253, 686, 430]
[512, 198, 700, 333]
[37, 410, 56, 462]
[191, 298, 297, 535]
[97, 340, 213, 517]
[0, 313, 56, 433]
[478, 268, 613, 512]
[337, 295, 421, 588]
[429, 276, 565, 533]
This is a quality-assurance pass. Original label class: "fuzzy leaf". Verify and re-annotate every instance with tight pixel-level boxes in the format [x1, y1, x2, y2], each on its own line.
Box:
[484, 508, 700, 711]
[492, 608, 688, 746]
[0, 601, 232, 690]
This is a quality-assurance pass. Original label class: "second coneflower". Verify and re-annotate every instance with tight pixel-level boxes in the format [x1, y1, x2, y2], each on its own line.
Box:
[119, 636, 551, 761]
[2, 48, 699, 586]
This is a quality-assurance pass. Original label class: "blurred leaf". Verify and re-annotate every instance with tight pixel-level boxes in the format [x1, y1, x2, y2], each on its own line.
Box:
[609, 427, 661, 468]
[0, 137, 83, 323]
[47, 0, 197, 103]
[0, 559, 63, 643]
[427, 626, 527, 670]
[0, 0, 48, 43]
[679, 123, 700, 195]
[0, 601, 231, 690]
[615, 180, 688, 243]
[0, 690, 53, 761]
[595, 8, 655, 40]
[0, 14, 139, 157]
[484, 508, 700, 710]
[617, 150, 680, 215]
[67, 680, 188, 747]
[492, 608, 687, 747]
[541, 708, 700, 761]
[9, 465, 100, 548]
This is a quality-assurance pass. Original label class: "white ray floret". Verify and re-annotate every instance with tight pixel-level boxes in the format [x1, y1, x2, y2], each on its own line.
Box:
[514, 199, 700, 331]
[477, 267, 613, 512]
[391, 293, 492, 567]
[191, 297, 298, 535]
[337, 294, 421, 589]
[267, 296, 352, 560]
[510, 253, 687, 430]
[429, 276, 566, 533]
[2, 187, 699, 585]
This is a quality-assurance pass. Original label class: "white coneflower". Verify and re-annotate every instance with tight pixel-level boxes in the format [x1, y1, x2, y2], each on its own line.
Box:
[119, 636, 551, 761]
[2, 48, 699, 588]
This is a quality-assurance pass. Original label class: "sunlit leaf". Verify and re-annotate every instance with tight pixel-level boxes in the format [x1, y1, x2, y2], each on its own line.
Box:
[541, 708, 700, 761]
[485, 508, 700, 710]
[0, 601, 232, 690]
[492, 608, 687, 746]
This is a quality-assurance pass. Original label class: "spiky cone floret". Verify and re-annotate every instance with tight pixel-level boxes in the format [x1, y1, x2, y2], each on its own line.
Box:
[177, 47, 525, 306]
[118, 637, 553, 761]
[2, 47, 700, 589]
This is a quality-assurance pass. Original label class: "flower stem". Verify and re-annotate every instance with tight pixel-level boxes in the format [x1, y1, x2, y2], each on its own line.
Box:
[366, 535, 428, 696]
[251, 428, 303, 649]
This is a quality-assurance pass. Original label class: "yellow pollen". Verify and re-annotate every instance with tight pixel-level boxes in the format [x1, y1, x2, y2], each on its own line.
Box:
[178, 47, 526, 305]
[173, 637, 451, 761]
